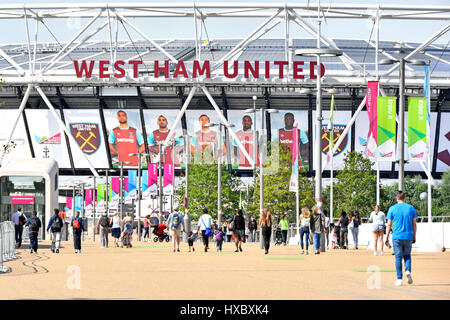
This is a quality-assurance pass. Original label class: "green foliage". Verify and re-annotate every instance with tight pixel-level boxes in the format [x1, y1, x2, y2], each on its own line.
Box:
[323, 151, 376, 217]
[175, 162, 242, 221]
[248, 144, 314, 223]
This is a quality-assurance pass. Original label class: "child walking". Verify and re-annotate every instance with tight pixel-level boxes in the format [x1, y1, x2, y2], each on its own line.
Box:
[215, 227, 224, 252]
[187, 230, 197, 252]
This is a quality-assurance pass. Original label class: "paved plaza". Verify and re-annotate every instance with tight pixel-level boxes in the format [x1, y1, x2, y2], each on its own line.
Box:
[1, 238, 449, 300]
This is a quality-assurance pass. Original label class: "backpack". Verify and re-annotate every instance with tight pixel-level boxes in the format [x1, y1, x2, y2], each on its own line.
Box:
[29, 216, 39, 229]
[215, 231, 223, 242]
[73, 218, 81, 229]
[51, 216, 63, 229]
[19, 214, 27, 226]
[171, 213, 180, 228]
[100, 216, 109, 228]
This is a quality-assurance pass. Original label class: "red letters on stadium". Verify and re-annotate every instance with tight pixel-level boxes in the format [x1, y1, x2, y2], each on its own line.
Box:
[73, 60, 326, 79]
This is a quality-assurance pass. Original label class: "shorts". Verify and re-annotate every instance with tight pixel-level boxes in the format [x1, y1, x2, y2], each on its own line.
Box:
[188, 240, 194, 247]
[233, 230, 244, 240]
[372, 225, 385, 233]
[111, 228, 121, 238]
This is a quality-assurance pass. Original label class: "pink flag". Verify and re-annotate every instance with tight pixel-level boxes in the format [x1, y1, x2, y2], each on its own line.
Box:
[111, 177, 120, 194]
[66, 197, 73, 210]
[123, 177, 129, 192]
[163, 163, 174, 195]
[85, 189, 93, 207]
[366, 81, 378, 158]
[149, 163, 158, 195]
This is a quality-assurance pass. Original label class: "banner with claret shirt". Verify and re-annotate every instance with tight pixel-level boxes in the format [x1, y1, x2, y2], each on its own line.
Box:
[365, 81, 378, 158]
[163, 163, 174, 195]
[408, 97, 427, 162]
[377, 96, 397, 161]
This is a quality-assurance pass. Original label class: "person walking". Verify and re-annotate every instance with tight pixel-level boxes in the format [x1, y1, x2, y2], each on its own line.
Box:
[299, 207, 311, 255]
[338, 211, 349, 249]
[166, 206, 185, 252]
[310, 206, 325, 255]
[231, 209, 246, 252]
[323, 210, 330, 248]
[143, 215, 151, 242]
[278, 215, 289, 246]
[47, 208, 64, 254]
[111, 213, 121, 248]
[197, 208, 214, 252]
[369, 205, 386, 256]
[248, 216, 257, 242]
[258, 208, 273, 254]
[12, 208, 27, 248]
[215, 227, 225, 252]
[350, 212, 361, 250]
[24, 211, 41, 254]
[385, 191, 417, 286]
[97, 214, 110, 249]
[122, 213, 134, 248]
[225, 221, 233, 242]
[71, 211, 85, 254]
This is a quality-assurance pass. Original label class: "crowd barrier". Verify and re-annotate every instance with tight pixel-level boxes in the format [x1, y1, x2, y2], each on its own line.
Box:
[0, 221, 17, 273]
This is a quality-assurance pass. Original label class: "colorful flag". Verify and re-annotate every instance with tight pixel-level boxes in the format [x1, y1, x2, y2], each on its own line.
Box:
[377, 96, 397, 161]
[97, 184, 105, 202]
[142, 170, 149, 198]
[163, 163, 174, 195]
[366, 81, 379, 158]
[127, 170, 137, 200]
[289, 124, 299, 192]
[85, 189, 93, 207]
[424, 64, 431, 154]
[74, 196, 82, 213]
[327, 95, 335, 164]
[149, 163, 158, 195]
[65, 197, 73, 217]
[408, 97, 427, 162]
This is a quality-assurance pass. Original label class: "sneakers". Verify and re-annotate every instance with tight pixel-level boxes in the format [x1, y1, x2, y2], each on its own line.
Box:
[192, 247, 195, 252]
[239, 246, 243, 252]
[177, 248, 180, 252]
[379, 251, 384, 256]
[395, 279, 403, 286]
[56, 249, 59, 254]
[373, 251, 377, 256]
[301, 250, 304, 255]
[406, 271, 413, 284]
[51, 248, 55, 253]
[235, 249, 239, 252]
[30, 250, 33, 254]
[204, 247, 208, 252]
[306, 251, 309, 255]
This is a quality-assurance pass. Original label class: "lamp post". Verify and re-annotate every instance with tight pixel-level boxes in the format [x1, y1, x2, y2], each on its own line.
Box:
[295, 48, 343, 211]
[205, 123, 235, 227]
[129, 152, 150, 241]
[379, 58, 426, 192]
[245, 106, 278, 249]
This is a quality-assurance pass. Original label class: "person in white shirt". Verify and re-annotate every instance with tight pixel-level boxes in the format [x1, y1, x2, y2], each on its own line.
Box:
[12, 208, 27, 248]
[197, 208, 214, 252]
[369, 205, 386, 256]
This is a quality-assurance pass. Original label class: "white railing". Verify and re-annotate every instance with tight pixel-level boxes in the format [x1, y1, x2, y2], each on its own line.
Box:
[0, 221, 17, 273]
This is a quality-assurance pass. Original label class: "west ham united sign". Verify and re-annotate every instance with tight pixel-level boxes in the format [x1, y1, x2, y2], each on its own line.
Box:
[321, 124, 348, 156]
[70, 123, 101, 155]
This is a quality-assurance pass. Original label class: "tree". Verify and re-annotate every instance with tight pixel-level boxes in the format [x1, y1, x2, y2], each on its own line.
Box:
[175, 162, 242, 221]
[328, 151, 376, 217]
[248, 144, 314, 223]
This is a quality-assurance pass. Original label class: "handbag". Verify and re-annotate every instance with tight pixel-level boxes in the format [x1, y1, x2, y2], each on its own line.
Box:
[201, 216, 212, 236]
[348, 219, 354, 231]
[228, 217, 235, 232]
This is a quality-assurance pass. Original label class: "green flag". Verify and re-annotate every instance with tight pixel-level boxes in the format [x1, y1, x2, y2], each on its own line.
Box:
[408, 97, 427, 162]
[97, 184, 105, 202]
[377, 96, 397, 161]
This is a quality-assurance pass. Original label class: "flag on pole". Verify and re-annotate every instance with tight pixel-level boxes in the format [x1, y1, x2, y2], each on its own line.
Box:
[377, 96, 397, 161]
[408, 97, 427, 162]
[424, 64, 431, 155]
[163, 163, 174, 195]
[327, 94, 335, 163]
[289, 123, 299, 192]
[127, 170, 137, 200]
[366, 81, 379, 158]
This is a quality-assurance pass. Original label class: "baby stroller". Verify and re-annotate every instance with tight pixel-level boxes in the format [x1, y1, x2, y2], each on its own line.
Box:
[331, 224, 341, 249]
[152, 223, 170, 242]
[274, 227, 283, 246]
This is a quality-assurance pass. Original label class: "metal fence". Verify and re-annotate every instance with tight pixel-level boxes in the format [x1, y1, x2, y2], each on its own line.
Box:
[0, 221, 17, 273]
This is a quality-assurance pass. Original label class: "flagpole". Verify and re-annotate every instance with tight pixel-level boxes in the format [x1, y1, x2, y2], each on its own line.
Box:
[329, 95, 334, 248]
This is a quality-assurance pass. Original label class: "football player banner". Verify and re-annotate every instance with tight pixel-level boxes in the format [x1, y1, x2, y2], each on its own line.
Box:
[377, 96, 397, 161]
[365, 81, 378, 158]
[408, 97, 427, 162]
[163, 163, 174, 195]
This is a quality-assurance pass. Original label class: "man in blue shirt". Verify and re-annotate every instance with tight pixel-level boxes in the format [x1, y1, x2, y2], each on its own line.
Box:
[385, 191, 418, 286]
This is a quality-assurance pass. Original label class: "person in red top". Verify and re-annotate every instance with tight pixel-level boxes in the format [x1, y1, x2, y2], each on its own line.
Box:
[147, 115, 183, 165]
[190, 114, 226, 163]
[275, 112, 310, 167]
[108, 110, 145, 166]
[233, 115, 259, 168]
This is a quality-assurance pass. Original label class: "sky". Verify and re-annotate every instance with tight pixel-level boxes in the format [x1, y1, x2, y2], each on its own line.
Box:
[0, 0, 449, 45]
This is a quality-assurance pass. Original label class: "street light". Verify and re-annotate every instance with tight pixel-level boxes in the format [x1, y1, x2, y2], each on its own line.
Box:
[244, 105, 278, 249]
[129, 152, 150, 241]
[295, 47, 343, 212]
[205, 123, 235, 227]
[379, 58, 426, 191]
